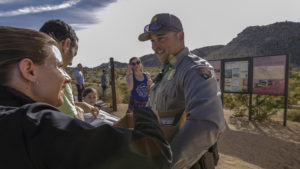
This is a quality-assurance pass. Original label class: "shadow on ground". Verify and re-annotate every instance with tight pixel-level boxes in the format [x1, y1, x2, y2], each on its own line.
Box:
[218, 115, 300, 169]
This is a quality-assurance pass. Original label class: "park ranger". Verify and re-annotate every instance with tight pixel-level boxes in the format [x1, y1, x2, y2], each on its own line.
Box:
[138, 13, 226, 169]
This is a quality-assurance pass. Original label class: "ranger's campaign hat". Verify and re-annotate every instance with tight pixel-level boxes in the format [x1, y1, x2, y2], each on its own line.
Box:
[138, 13, 183, 41]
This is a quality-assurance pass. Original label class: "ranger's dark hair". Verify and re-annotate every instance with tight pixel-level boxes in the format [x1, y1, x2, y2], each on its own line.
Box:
[0, 26, 58, 85]
[39, 19, 79, 47]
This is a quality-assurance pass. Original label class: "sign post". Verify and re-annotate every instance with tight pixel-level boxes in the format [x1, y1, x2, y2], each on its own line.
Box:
[110, 58, 117, 111]
[283, 55, 290, 126]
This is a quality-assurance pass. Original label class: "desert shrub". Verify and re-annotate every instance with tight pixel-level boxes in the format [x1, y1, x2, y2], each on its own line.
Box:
[104, 87, 124, 107]
[118, 82, 129, 103]
[286, 71, 300, 106]
[223, 93, 248, 117]
[101, 82, 130, 107]
[287, 110, 300, 122]
[251, 95, 281, 121]
[223, 94, 281, 121]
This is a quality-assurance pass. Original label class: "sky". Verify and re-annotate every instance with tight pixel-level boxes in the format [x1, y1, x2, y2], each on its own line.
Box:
[1, 0, 300, 67]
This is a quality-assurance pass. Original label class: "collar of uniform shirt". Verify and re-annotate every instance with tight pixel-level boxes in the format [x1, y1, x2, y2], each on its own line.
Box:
[162, 63, 171, 74]
[168, 54, 176, 67]
[169, 47, 189, 70]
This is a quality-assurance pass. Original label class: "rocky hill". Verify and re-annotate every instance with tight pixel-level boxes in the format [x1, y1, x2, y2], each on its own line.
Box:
[191, 45, 225, 58]
[140, 53, 162, 67]
[99, 61, 128, 68]
[203, 21, 300, 67]
[139, 21, 300, 68]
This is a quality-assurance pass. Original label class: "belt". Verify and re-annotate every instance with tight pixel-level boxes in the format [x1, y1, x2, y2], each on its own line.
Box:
[160, 116, 175, 126]
[158, 109, 186, 128]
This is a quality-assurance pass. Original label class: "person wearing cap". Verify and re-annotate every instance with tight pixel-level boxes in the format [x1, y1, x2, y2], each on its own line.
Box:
[138, 13, 226, 169]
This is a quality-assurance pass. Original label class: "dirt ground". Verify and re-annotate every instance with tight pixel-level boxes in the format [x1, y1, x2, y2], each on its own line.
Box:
[108, 104, 300, 169]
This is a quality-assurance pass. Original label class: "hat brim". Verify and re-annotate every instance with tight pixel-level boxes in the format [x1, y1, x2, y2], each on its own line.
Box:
[138, 32, 151, 41]
[138, 30, 170, 41]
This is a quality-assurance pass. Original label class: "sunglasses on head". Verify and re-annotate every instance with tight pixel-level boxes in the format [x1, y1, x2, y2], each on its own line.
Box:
[131, 61, 141, 66]
[144, 19, 180, 33]
[144, 21, 162, 33]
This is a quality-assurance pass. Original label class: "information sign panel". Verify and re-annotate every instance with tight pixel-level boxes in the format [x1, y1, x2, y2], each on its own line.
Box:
[252, 55, 286, 95]
[224, 60, 249, 92]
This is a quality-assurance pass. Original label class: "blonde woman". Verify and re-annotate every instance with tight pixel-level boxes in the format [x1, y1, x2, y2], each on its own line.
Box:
[126, 57, 152, 113]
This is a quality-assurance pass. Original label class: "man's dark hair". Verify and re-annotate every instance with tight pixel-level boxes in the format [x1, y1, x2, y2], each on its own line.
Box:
[39, 19, 79, 47]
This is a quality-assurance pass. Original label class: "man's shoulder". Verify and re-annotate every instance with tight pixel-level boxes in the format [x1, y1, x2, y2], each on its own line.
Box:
[177, 52, 214, 81]
[185, 52, 209, 67]
[176, 52, 209, 73]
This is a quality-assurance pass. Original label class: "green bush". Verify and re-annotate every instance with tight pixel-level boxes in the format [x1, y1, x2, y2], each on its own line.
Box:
[224, 93, 249, 117]
[251, 95, 280, 121]
[223, 94, 282, 121]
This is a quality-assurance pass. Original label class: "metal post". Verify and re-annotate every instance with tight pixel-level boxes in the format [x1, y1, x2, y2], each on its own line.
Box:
[110, 58, 117, 111]
[249, 58, 253, 121]
[283, 55, 290, 126]
[221, 60, 225, 104]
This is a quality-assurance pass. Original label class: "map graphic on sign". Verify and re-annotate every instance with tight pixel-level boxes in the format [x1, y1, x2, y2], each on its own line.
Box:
[224, 60, 248, 92]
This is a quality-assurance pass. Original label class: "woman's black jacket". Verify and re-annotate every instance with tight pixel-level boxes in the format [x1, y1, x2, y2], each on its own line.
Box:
[0, 85, 171, 169]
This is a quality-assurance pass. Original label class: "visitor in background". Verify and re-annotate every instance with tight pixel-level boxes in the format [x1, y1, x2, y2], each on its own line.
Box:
[75, 63, 85, 102]
[82, 87, 119, 126]
[126, 57, 152, 113]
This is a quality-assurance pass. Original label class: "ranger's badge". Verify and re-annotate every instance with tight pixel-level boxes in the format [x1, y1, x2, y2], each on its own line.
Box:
[197, 67, 212, 80]
[168, 69, 176, 80]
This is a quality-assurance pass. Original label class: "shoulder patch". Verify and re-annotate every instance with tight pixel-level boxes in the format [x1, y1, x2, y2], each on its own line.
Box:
[197, 67, 212, 80]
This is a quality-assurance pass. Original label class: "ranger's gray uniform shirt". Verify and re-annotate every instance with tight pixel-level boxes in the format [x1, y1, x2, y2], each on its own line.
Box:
[148, 47, 226, 169]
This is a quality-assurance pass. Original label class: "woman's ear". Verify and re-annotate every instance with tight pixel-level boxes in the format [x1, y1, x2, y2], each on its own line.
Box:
[61, 38, 71, 54]
[18, 58, 38, 83]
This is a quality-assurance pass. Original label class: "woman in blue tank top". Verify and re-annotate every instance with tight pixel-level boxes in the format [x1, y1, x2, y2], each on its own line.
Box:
[126, 57, 152, 113]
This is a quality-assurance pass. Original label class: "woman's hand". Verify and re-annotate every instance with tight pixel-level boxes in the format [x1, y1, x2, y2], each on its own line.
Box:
[146, 72, 153, 87]
[75, 106, 85, 121]
[128, 65, 133, 75]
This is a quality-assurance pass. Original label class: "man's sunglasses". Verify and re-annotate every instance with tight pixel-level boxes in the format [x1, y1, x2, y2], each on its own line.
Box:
[131, 61, 141, 66]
